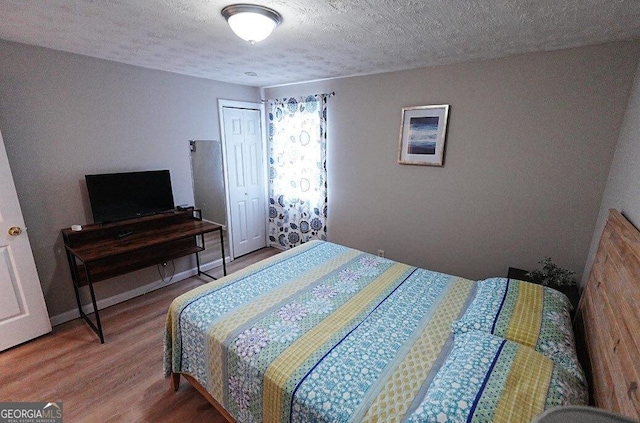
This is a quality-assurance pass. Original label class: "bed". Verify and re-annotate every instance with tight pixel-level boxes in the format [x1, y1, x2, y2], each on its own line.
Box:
[165, 223, 613, 423]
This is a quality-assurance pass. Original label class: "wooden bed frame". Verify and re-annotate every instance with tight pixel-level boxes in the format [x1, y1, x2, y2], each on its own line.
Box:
[575, 209, 640, 420]
[171, 373, 237, 423]
[171, 208, 640, 422]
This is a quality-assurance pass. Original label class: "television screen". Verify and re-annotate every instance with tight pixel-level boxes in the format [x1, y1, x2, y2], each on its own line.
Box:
[85, 170, 175, 224]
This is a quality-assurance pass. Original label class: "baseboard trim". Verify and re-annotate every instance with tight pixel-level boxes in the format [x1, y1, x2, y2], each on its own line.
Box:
[49, 257, 230, 327]
[268, 243, 287, 251]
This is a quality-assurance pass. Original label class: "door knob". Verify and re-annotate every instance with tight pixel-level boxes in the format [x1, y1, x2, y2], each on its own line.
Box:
[8, 226, 22, 236]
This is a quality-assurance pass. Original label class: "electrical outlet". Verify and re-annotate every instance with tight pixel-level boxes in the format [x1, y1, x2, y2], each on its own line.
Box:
[377, 249, 385, 258]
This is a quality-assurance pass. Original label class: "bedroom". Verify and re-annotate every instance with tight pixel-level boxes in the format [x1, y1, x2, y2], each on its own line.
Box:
[1, 1, 640, 422]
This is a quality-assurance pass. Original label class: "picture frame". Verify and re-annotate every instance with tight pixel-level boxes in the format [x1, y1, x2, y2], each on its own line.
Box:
[397, 104, 450, 166]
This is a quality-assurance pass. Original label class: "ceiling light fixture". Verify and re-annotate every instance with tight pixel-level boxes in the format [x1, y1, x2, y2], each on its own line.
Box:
[221, 4, 282, 44]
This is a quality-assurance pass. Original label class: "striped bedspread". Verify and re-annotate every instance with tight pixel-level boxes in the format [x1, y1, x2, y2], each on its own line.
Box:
[165, 241, 584, 422]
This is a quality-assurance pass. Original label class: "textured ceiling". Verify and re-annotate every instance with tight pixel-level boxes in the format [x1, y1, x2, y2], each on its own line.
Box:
[1, 0, 640, 87]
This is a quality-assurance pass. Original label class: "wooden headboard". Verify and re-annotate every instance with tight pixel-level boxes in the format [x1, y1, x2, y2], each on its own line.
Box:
[576, 209, 640, 420]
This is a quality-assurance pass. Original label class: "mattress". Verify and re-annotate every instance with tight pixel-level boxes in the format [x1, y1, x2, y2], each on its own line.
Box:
[165, 241, 585, 422]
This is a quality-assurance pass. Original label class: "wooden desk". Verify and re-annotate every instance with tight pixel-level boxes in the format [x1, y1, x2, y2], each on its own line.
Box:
[62, 210, 226, 343]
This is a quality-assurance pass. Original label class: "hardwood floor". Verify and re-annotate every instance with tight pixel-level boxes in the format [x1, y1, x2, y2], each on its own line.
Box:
[0, 247, 281, 422]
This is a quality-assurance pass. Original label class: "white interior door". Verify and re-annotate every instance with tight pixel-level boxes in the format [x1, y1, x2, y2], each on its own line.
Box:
[0, 128, 51, 351]
[222, 104, 267, 258]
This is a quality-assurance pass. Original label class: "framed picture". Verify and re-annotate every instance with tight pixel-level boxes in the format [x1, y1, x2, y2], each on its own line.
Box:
[398, 104, 450, 166]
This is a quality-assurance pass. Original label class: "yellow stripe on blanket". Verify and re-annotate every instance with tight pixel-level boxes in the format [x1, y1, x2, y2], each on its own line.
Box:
[362, 277, 475, 423]
[504, 282, 543, 348]
[262, 263, 412, 423]
[167, 241, 321, 374]
[207, 247, 361, 399]
[493, 345, 553, 423]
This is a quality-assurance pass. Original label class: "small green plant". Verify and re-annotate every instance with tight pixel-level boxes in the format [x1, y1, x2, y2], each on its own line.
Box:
[527, 257, 576, 287]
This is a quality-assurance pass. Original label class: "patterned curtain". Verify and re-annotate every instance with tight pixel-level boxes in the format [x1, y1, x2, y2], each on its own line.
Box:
[267, 94, 328, 249]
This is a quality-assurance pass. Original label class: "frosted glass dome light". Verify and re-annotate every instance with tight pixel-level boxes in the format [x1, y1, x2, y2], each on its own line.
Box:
[222, 4, 282, 44]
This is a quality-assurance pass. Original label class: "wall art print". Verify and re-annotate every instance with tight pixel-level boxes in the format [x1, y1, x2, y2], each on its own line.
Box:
[398, 104, 450, 166]
[267, 94, 328, 249]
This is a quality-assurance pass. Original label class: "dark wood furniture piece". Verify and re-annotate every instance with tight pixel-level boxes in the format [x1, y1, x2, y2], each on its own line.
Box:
[507, 266, 580, 312]
[62, 209, 226, 343]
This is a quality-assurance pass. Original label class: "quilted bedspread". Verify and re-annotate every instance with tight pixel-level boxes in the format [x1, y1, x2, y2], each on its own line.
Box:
[165, 241, 585, 422]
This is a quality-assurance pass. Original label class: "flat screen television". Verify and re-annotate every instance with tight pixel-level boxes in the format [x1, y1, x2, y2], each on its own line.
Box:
[85, 170, 175, 224]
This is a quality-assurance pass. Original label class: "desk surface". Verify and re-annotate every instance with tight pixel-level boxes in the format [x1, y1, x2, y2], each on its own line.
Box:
[65, 219, 221, 263]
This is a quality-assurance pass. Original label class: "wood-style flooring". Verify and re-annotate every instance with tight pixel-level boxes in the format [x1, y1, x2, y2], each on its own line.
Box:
[0, 247, 281, 422]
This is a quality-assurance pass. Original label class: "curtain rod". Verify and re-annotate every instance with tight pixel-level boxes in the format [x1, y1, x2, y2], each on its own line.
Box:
[261, 91, 335, 103]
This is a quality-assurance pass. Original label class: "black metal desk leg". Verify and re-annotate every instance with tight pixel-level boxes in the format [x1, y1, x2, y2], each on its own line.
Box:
[195, 234, 217, 280]
[194, 231, 226, 281]
[195, 247, 202, 276]
[220, 227, 227, 276]
[65, 251, 84, 313]
[84, 266, 105, 344]
[71, 280, 83, 314]
[66, 251, 104, 343]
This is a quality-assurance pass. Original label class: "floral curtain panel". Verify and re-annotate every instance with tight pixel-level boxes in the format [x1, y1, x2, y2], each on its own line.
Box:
[267, 94, 328, 249]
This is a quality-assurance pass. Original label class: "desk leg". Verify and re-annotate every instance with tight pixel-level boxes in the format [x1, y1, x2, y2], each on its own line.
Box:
[65, 251, 84, 314]
[65, 252, 105, 344]
[195, 230, 227, 280]
[85, 268, 105, 344]
[71, 281, 83, 316]
[195, 245, 202, 276]
[195, 234, 215, 280]
[220, 227, 227, 276]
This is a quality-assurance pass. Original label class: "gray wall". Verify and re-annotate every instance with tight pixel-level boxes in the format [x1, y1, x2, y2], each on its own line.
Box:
[0, 40, 260, 318]
[582, 59, 640, 286]
[264, 41, 640, 282]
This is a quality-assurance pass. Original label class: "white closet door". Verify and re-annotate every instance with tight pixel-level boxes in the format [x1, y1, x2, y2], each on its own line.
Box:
[222, 106, 266, 257]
